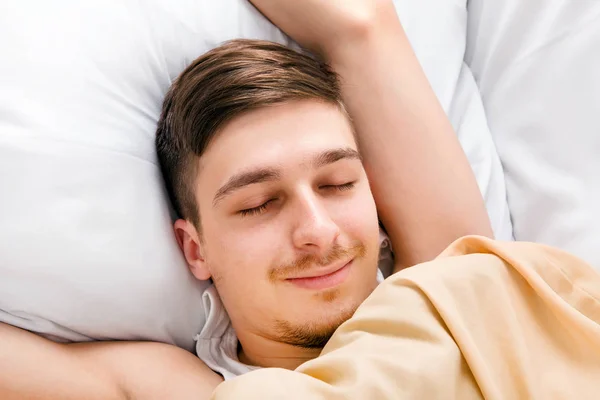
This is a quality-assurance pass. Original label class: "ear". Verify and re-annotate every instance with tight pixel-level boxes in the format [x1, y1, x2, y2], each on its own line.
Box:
[174, 219, 211, 281]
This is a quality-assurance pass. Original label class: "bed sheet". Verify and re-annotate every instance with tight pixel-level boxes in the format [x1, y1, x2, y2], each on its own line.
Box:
[466, 0, 600, 267]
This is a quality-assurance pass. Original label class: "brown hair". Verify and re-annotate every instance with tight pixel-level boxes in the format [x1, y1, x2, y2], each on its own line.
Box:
[156, 39, 345, 227]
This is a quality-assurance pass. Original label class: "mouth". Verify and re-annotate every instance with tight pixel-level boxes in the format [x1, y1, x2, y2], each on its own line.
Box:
[286, 259, 353, 290]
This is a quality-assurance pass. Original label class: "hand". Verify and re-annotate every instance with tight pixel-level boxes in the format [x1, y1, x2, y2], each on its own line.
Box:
[248, 0, 397, 59]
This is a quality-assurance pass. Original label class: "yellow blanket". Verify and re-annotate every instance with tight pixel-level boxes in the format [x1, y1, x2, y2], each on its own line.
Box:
[211, 236, 600, 399]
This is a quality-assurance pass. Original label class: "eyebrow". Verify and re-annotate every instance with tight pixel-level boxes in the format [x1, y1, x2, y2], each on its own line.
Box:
[213, 168, 281, 207]
[313, 148, 362, 169]
[212, 147, 361, 207]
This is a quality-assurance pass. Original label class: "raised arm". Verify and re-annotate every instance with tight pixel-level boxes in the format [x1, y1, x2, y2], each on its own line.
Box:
[250, 0, 493, 270]
[0, 323, 222, 400]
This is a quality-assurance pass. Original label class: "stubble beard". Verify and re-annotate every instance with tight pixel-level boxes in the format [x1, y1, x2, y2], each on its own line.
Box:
[272, 300, 358, 349]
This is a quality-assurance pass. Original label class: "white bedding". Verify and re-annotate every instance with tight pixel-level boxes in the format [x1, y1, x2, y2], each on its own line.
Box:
[466, 0, 600, 267]
[0, 0, 513, 347]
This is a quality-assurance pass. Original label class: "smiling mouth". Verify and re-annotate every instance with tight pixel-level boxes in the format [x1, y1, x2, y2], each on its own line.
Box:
[286, 260, 353, 290]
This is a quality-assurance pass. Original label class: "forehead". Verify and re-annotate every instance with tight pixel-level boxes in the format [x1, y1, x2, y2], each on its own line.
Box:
[197, 100, 357, 186]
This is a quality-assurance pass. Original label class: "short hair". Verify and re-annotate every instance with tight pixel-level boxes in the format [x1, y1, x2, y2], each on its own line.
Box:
[155, 39, 345, 227]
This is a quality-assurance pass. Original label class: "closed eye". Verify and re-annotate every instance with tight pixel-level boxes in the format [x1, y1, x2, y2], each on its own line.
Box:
[320, 181, 356, 192]
[238, 182, 355, 217]
[238, 199, 274, 217]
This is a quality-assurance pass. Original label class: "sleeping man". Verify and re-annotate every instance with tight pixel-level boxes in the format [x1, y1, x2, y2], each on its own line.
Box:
[2, 0, 600, 399]
[151, 0, 493, 382]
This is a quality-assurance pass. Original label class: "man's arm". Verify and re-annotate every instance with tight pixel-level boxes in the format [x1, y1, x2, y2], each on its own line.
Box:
[0, 323, 222, 400]
[250, 0, 493, 270]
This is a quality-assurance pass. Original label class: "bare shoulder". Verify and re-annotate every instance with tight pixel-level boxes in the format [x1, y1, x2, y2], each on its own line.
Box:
[71, 340, 224, 400]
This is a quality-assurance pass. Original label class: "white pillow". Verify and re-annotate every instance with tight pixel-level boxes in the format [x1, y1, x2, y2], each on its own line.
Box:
[0, 0, 511, 350]
[466, 0, 600, 266]
[0, 0, 288, 350]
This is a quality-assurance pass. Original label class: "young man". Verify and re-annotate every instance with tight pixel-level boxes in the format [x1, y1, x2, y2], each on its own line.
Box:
[150, 0, 491, 380]
[154, 39, 400, 379]
[0, 1, 496, 398]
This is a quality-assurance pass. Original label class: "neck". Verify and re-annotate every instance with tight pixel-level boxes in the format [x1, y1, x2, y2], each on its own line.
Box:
[236, 330, 322, 370]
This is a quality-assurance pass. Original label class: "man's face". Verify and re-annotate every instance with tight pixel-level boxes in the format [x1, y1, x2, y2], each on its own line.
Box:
[183, 100, 380, 347]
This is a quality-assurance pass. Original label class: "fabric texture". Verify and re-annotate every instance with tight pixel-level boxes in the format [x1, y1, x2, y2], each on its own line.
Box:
[211, 236, 600, 399]
[466, 0, 600, 266]
[194, 285, 261, 381]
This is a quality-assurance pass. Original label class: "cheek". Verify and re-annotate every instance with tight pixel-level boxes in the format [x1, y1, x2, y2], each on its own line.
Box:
[203, 217, 284, 283]
[334, 186, 379, 238]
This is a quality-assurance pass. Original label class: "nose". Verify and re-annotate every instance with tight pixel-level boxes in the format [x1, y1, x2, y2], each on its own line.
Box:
[291, 189, 340, 253]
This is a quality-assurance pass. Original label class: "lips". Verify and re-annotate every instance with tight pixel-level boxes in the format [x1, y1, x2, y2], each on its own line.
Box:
[286, 259, 353, 290]
[288, 258, 352, 280]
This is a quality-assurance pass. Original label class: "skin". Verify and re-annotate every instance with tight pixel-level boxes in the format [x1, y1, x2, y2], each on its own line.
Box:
[175, 100, 381, 370]
[250, 0, 493, 268]
[0, 322, 223, 400]
[0, 1, 493, 399]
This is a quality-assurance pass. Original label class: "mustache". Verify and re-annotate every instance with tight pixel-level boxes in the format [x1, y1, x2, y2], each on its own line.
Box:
[269, 242, 366, 282]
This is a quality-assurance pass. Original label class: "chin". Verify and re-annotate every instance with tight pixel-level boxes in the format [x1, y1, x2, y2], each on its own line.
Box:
[321, 295, 363, 329]
[276, 305, 357, 349]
